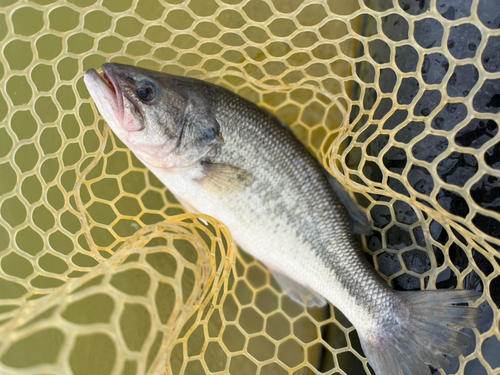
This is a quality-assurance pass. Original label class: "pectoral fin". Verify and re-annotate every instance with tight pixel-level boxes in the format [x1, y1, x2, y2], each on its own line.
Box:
[201, 163, 254, 196]
[271, 271, 327, 308]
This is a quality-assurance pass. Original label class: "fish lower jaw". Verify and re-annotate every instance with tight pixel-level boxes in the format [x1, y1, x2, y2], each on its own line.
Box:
[84, 69, 122, 133]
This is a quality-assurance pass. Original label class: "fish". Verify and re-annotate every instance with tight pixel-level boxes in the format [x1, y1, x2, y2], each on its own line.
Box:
[84, 63, 482, 375]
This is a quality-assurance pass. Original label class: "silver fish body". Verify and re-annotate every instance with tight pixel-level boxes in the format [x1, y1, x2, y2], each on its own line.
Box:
[84, 63, 481, 375]
[153, 84, 396, 330]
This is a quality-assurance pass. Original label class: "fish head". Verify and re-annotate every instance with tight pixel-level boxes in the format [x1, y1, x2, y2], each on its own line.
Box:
[84, 63, 222, 169]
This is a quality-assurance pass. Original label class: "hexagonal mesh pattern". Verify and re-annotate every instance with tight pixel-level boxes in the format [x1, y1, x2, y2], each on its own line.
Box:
[0, 0, 499, 374]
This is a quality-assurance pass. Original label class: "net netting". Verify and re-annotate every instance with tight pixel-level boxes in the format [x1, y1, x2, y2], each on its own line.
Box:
[0, 0, 499, 374]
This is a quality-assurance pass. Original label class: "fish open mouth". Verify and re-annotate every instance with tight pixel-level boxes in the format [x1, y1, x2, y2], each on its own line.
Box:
[102, 72, 115, 95]
[102, 65, 145, 129]
[100, 67, 124, 124]
[85, 65, 145, 132]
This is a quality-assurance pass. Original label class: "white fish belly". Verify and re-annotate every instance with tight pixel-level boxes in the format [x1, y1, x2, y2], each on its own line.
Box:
[151, 166, 374, 332]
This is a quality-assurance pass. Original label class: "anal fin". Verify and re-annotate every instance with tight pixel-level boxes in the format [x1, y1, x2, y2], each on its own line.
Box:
[271, 271, 327, 308]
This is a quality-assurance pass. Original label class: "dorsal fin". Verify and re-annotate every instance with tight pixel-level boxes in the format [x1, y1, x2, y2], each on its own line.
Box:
[323, 167, 373, 235]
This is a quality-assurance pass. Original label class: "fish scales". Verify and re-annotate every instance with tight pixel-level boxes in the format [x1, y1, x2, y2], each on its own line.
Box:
[84, 63, 482, 375]
[210, 83, 397, 313]
[156, 78, 397, 326]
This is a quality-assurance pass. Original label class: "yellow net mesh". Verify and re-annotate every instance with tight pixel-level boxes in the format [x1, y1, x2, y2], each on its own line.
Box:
[0, 0, 499, 374]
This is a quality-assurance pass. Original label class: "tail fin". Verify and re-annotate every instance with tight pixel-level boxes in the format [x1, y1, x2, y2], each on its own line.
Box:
[359, 290, 482, 375]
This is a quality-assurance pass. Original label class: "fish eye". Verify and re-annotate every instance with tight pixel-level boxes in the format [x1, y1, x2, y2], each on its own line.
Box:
[137, 85, 155, 102]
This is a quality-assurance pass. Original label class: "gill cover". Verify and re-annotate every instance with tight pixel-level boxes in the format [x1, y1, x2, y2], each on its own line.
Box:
[175, 94, 223, 166]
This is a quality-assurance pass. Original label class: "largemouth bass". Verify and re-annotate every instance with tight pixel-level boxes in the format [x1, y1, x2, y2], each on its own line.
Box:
[84, 63, 481, 375]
